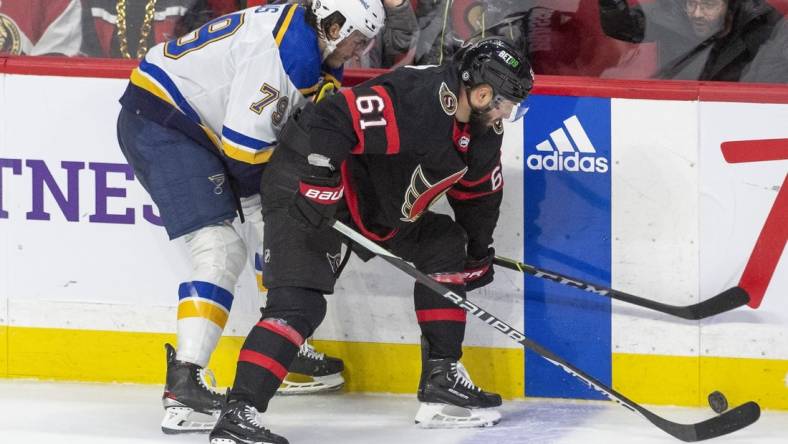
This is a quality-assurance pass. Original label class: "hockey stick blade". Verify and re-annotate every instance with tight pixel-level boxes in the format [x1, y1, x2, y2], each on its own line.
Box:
[645, 401, 760, 442]
[331, 220, 760, 441]
[493, 256, 751, 320]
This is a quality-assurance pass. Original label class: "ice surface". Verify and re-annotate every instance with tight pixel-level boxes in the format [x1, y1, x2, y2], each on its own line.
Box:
[0, 380, 785, 443]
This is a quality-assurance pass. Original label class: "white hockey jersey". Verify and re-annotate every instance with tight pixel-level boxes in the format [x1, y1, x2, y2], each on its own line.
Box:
[124, 3, 340, 193]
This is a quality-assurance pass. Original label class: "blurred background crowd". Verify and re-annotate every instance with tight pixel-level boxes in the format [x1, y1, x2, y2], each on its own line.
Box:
[1, 0, 786, 83]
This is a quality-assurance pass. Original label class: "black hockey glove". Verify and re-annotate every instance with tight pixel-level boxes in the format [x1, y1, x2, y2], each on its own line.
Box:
[290, 170, 343, 231]
[463, 247, 495, 291]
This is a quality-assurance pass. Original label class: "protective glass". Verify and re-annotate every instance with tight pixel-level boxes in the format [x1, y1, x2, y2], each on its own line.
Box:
[494, 95, 530, 122]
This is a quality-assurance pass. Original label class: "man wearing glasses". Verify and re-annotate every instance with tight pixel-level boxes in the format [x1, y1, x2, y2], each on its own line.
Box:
[599, 0, 786, 81]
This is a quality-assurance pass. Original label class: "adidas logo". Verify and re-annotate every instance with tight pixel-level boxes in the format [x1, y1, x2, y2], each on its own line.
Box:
[526, 115, 609, 174]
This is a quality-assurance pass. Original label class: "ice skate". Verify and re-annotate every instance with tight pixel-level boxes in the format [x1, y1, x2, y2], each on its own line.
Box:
[415, 357, 502, 428]
[209, 399, 289, 444]
[161, 343, 225, 434]
[276, 340, 344, 395]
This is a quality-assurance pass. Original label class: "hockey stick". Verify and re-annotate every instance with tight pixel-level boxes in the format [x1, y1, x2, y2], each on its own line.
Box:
[331, 219, 760, 442]
[493, 256, 750, 320]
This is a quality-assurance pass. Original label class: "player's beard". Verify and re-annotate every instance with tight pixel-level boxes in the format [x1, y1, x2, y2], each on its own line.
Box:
[469, 105, 495, 137]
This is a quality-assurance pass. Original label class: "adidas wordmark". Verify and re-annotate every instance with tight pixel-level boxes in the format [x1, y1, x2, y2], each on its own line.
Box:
[527, 115, 609, 174]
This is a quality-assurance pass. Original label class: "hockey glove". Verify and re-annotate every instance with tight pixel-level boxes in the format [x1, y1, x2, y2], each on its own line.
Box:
[463, 247, 495, 291]
[290, 170, 343, 231]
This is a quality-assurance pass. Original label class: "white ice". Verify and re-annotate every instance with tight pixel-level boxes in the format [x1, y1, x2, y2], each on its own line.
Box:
[0, 380, 785, 443]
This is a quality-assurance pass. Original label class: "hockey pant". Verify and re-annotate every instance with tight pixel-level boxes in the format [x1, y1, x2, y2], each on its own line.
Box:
[231, 206, 468, 412]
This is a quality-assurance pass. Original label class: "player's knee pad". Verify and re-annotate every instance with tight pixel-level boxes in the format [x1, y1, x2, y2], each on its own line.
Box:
[184, 222, 247, 291]
[262, 287, 327, 339]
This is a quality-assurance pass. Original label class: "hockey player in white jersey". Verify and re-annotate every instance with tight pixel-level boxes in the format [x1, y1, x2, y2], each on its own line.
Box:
[115, 0, 385, 435]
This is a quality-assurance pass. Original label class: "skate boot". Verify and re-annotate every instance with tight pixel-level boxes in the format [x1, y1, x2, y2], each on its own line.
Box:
[415, 357, 502, 428]
[210, 399, 288, 444]
[276, 340, 345, 395]
[161, 343, 225, 434]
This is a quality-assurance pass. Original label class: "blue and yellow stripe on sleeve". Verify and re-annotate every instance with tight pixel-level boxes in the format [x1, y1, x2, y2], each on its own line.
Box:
[130, 59, 203, 124]
[221, 125, 274, 164]
[130, 59, 223, 150]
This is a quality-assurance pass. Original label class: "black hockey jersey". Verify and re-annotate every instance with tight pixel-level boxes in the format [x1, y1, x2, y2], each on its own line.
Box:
[310, 64, 504, 259]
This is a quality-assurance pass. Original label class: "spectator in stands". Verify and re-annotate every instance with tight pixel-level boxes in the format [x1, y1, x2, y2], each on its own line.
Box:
[353, 0, 418, 68]
[742, 18, 788, 82]
[81, 0, 242, 59]
[0, 0, 82, 56]
[413, 0, 461, 65]
[598, 0, 787, 81]
[412, 1, 589, 76]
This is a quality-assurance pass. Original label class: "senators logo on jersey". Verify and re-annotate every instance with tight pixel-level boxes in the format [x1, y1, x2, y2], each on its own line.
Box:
[439, 82, 458, 116]
[0, 14, 21, 55]
[400, 165, 468, 222]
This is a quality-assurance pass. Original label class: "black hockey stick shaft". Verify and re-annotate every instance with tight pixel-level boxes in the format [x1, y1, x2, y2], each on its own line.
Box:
[493, 256, 750, 320]
[331, 220, 760, 442]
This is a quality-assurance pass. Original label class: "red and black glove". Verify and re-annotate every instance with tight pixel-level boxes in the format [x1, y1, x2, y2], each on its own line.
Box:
[290, 170, 343, 231]
[463, 247, 495, 291]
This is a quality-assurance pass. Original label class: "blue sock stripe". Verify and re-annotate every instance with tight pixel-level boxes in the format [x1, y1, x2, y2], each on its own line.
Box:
[254, 253, 263, 272]
[178, 281, 234, 311]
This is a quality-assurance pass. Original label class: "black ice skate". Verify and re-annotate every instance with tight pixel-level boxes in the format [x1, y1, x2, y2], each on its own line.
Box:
[209, 400, 288, 444]
[415, 357, 502, 428]
[276, 340, 344, 395]
[161, 343, 225, 434]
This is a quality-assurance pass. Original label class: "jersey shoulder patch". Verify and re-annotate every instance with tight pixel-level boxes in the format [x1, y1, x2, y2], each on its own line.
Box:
[439, 82, 458, 116]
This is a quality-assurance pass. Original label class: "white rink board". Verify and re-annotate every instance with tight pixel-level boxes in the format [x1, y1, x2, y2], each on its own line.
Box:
[699, 101, 788, 360]
[0, 74, 523, 349]
[610, 99, 701, 356]
[1, 74, 786, 359]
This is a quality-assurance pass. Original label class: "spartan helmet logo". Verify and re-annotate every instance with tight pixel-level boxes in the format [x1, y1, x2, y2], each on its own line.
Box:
[400, 165, 467, 222]
[439, 82, 457, 116]
[0, 14, 22, 55]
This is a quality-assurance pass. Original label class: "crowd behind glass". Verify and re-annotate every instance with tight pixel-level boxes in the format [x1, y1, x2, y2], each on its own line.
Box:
[1, 0, 786, 83]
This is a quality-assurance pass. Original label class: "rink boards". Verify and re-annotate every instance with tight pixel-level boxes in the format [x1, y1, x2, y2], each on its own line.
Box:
[0, 72, 786, 409]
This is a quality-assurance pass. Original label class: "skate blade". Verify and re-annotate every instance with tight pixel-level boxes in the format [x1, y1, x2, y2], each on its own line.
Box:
[414, 402, 501, 429]
[276, 373, 344, 396]
[211, 431, 284, 444]
[161, 405, 219, 434]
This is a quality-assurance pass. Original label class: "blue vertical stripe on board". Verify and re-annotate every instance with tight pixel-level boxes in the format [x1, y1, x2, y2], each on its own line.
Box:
[523, 95, 612, 399]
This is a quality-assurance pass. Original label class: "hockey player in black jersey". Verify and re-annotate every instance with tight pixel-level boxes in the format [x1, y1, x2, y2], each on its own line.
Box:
[209, 37, 533, 443]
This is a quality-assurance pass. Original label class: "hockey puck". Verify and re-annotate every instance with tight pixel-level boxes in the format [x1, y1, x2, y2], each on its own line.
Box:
[707, 390, 728, 413]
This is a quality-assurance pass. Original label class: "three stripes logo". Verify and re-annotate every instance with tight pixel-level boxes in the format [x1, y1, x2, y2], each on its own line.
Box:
[527, 115, 609, 174]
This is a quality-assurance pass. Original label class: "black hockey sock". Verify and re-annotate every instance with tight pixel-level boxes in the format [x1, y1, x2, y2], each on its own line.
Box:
[230, 318, 303, 412]
[414, 281, 466, 360]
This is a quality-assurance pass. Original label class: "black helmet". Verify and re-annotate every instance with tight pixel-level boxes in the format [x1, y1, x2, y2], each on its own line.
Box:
[458, 37, 534, 103]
